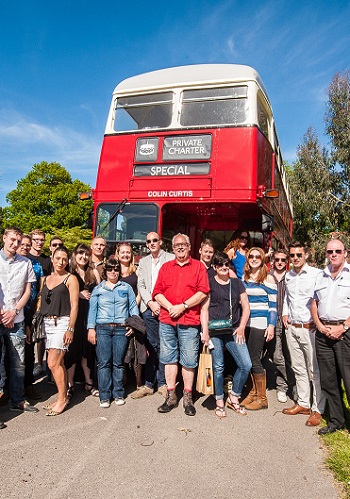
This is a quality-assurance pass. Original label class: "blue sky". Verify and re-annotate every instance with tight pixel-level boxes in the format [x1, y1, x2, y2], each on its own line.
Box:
[0, 0, 349, 207]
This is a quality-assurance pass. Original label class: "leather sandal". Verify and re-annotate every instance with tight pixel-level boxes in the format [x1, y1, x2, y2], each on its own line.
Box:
[226, 395, 247, 416]
[214, 406, 226, 418]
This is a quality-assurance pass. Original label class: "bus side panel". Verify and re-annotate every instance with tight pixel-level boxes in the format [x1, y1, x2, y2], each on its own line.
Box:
[212, 127, 257, 202]
[94, 135, 134, 203]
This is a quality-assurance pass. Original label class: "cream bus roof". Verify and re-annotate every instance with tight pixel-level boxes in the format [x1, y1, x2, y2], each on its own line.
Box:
[114, 64, 269, 102]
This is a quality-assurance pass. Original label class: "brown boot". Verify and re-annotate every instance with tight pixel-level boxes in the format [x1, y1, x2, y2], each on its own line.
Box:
[245, 372, 268, 410]
[240, 373, 256, 407]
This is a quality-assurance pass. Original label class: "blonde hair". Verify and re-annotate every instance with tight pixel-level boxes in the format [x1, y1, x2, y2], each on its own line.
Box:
[244, 247, 268, 284]
[116, 242, 137, 275]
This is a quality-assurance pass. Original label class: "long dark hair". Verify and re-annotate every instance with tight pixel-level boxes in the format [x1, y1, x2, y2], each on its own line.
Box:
[70, 243, 97, 285]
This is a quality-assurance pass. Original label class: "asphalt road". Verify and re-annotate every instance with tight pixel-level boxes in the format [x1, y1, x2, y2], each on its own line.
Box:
[0, 376, 339, 499]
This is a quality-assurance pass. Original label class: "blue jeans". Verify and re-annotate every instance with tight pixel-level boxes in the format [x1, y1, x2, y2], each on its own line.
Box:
[95, 324, 129, 401]
[143, 309, 166, 389]
[210, 332, 252, 400]
[0, 322, 26, 405]
[159, 323, 200, 368]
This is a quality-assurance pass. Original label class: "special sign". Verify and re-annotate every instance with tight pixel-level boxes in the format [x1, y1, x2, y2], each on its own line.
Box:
[134, 162, 210, 177]
[162, 134, 212, 160]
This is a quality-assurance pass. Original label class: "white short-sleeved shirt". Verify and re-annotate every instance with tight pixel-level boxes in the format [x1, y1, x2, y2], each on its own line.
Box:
[314, 262, 350, 321]
[0, 250, 37, 323]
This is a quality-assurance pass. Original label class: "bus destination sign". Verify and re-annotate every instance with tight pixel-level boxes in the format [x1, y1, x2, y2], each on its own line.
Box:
[134, 163, 210, 177]
[163, 134, 212, 160]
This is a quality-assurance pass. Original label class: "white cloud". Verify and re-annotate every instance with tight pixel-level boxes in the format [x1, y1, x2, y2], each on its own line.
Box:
[0, 108, 101, 165]
[0, 108, 101, 206]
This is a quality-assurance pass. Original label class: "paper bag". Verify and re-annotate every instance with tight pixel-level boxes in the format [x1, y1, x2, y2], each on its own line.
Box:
[196, 344, 214, 395]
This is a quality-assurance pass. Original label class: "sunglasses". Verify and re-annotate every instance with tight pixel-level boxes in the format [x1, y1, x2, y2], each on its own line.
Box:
[146, 238, 159, 244]
[45, 290, 53, 304]
[240, 235, 248, 240]
[51, 243, 63, 248]
[289, 253, 303, 258]
[106, 266, 120, 272]
[275, 258, 287, 262]
[326, 249, 343, 255]
[248, 254, 262, 260]
[217, 263, 230, 268]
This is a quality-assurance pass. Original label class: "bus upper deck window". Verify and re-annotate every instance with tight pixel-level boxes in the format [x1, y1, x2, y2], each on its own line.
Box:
[180, 86, 248, 127]
[114, 92, 173, 132]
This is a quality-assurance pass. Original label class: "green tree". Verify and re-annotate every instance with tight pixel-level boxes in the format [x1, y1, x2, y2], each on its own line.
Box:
[288, 128, 344, 263]
[325, 71, 350, 190]
[0, 206, 4, 237]
[4, 161, 93, 233]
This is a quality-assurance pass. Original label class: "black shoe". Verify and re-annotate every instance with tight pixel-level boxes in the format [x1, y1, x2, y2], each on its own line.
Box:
[183, 390, 196, 416]
[9, 400, 39, 413]
[318, 424, 346, 435]
[158, 391, 178, 413]
[25, 385, 42, 400]
[0, 421, 6, 430]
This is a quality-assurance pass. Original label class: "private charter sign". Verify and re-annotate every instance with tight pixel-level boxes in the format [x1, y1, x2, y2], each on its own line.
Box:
[134, 134, 212, 177]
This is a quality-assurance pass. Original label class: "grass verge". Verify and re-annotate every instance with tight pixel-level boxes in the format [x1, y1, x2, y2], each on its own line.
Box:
[319, 391, 350, 498]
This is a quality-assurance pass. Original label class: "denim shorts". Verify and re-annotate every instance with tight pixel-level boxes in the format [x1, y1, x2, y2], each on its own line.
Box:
[159, 323, 200, 368]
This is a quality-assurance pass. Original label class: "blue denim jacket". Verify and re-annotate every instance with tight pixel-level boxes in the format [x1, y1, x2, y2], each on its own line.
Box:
[87, 280, 139, 329]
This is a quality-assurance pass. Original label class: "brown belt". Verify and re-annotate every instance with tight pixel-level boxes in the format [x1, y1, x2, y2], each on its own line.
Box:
[104, 323, 126, 327]
[320, 320, 344, 326]
[290, 322, 314, 329]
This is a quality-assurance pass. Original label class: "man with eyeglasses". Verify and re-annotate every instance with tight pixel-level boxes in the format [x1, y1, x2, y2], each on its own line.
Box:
[152, 233, 210, 416]
[29, 229, 51, 276]
[0, 227, 38, 415]
[311, 239, 350, 434]
[49, 236, 63, 255]
[131, 232, 175, 400]
[281, 242, 325, 427]
[29, 229, 51, 377]
[266, 249, 295, 403]
[17, 234, 44, 401]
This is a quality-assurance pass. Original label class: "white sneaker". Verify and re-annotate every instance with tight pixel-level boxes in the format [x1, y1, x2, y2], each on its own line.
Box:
[100, 400, 111, 408]
[277, 391, 288, 403]
[114, 398, 125, 406]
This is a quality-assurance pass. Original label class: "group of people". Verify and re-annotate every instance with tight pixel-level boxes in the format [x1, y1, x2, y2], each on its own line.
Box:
[0, 226, 349, 436]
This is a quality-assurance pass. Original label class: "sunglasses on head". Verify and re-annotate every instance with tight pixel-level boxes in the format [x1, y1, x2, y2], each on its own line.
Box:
[146, 238, 159, 244]
[275, 257, 287, 262]
[106, 266, 120, 272]
[326, 249, 343, 255]
[248, 254, 262, 260]
[289, 253, 303, 258]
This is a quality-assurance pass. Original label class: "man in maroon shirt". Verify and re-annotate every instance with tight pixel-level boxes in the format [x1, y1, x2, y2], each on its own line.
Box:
[153, 233, 209, 416]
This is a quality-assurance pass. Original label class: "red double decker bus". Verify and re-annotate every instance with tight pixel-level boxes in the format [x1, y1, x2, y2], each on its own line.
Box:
[91, 64, 293, 255]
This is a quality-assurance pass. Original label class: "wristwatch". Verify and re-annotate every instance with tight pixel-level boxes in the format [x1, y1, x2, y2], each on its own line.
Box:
[183, 302, 189, 310]
[342, 322, 349, 332]
[15, 308, 20, 315]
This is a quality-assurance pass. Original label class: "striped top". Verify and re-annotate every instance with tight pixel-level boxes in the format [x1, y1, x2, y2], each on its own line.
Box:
[244, 279, 277, 329]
